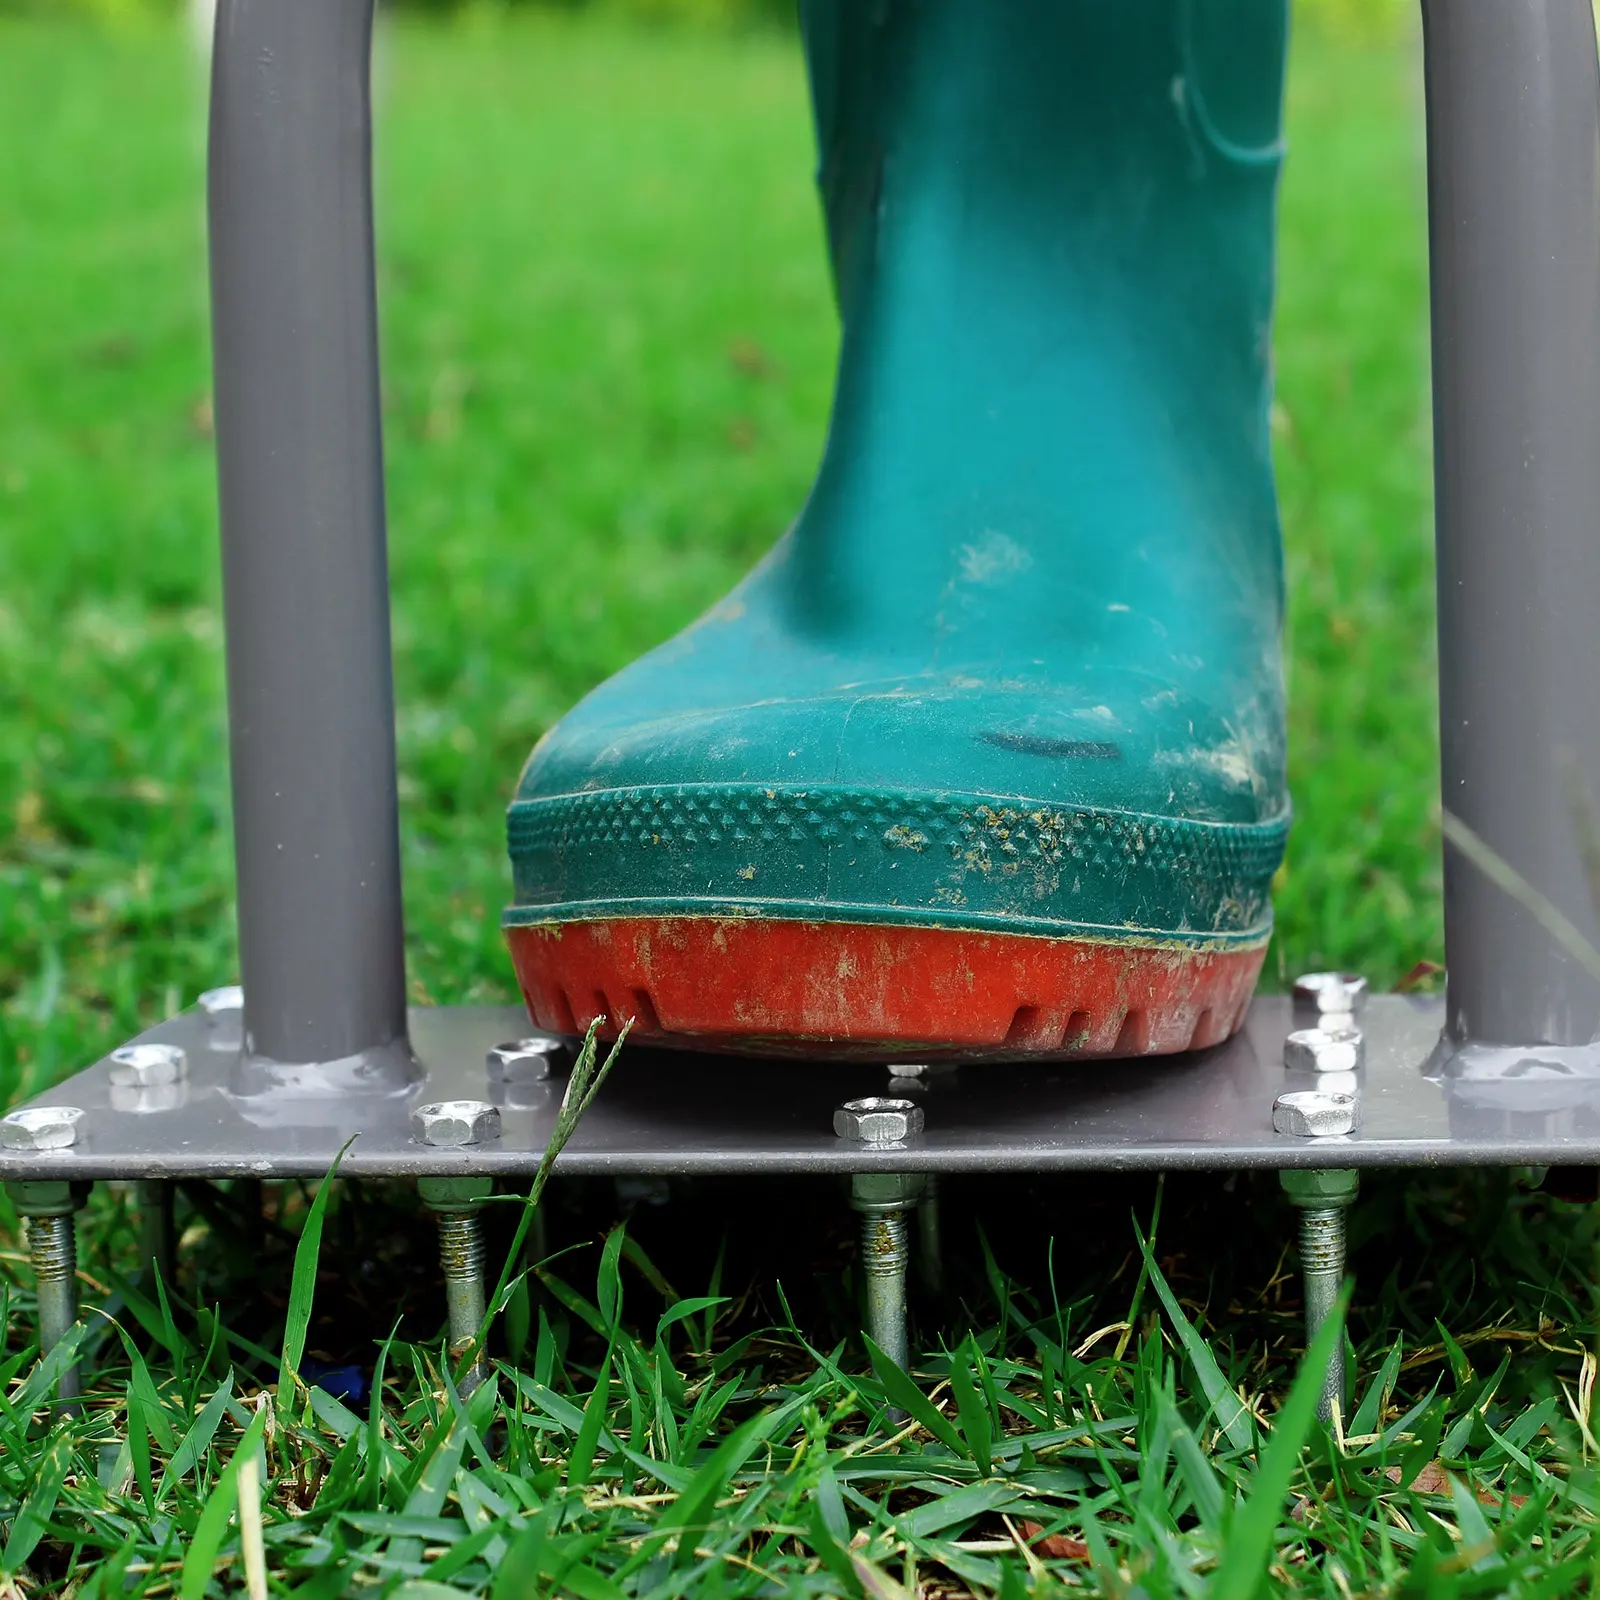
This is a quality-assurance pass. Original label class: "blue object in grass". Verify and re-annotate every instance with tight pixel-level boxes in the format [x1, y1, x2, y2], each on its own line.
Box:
[302, 1360, 367, 1403]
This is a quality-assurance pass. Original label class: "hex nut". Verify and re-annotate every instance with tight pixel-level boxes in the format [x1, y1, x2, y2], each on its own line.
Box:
[417, 1174, 495, 1209]
[2, 1178, 83, 1214]
[1279, 1166, 1360, 1206]
[412, 1099, 501, 1148]
[833, 1097, 924, 1143]
[849, 1170, 926, 1208]
[1283, 1027, 1365, 1074]
[110, 1042, 189, 1088]
[1292, 972, 1369, 1016]
[1, 1106, 85, 1151]
[198, 985, 244, 1017]
[1273, 1090, 1359, 1138]
[486, 1037, 563, 1083]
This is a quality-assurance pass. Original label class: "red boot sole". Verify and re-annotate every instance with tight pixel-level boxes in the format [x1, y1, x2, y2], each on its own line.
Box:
[506, 916, 1265, 1061]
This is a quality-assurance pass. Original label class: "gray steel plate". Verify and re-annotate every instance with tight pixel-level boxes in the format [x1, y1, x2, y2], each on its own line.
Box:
[4, 995, 1599, 1181]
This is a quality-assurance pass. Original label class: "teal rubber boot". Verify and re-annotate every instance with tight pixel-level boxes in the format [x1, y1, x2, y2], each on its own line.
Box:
[507, 0, 1291, 1060]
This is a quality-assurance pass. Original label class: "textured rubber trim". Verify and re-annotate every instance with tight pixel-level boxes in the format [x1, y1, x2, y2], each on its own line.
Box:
[505, 896, 1272, 950]
[507, 915, 1268, 1061]
[507, 782, 1288, 942]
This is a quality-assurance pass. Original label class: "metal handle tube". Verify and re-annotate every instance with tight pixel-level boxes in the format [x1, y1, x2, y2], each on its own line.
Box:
[207, 0, 412, 1089]
[1422, 0, 1600, 1047]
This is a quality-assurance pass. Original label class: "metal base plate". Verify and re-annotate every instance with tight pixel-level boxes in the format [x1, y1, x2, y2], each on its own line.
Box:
[5, 995, 1600, 1181]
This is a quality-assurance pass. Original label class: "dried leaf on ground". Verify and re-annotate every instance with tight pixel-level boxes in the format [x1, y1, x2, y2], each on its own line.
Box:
[1017, 1519, 1091, 1562]
[1384, 1461, 1526, 1508]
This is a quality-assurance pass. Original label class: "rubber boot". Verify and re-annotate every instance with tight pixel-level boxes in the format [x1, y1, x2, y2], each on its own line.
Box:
[506, 0, 1291, 1061]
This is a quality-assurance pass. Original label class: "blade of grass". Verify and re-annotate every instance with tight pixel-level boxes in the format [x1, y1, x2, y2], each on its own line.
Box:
[897, 1480, 1027, 1540]
[237, 1447, 268, 1600]
[360, 1316, 404, 1508]
[277, 1136, 356, 1409]
[113, 1325, 177, 1451]
[9, 1321, 92, 1417]
[1113, 1179, 1165, 1363]
[491, 1510, 553, 1600]
[1349, 1337, 1403, 1438]
[630, 1396, 805, 1572]
[656, 1295, 730, 1342]
[864, 1334, 966, 1455]
[180, 1404, 269, 1600]
[470, 1021, 630, 1381]
[566, 1343, 614, 1489]
[949, 1335, 993, 1475]
[1210, 1285, 1350, 1600]
[804, 1495, 865, 1598]
[1, 1431, 71, 1573]
[158, 1370, 234, 1499]
[596, 1223, 626, 1333]
[1135, 1218, 1254, 1453]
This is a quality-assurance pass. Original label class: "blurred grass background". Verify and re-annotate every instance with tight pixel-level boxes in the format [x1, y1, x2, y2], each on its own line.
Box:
[4, 0, 1424, 34]
[0, 4, 1437, 1105]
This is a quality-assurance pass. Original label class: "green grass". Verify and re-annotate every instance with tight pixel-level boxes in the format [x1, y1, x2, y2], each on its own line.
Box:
[3, 1158, 1598, 1597]
[3, 12, 1581, 1599]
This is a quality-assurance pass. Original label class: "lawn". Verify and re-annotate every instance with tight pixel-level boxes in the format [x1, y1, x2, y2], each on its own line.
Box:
[3, 12, 1587, 1599]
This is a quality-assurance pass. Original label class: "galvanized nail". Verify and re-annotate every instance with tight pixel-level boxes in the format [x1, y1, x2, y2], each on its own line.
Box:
[6, 1181, 87, 1410]
[838, 1099, 924, 1422]
[136, 1178, 177, 1287]
[28, 1214, 79, 1393]
[917, 1173, 945, 1297]
[417, 1176, 494, 1396]
[1280, 1168, 1359, 1422]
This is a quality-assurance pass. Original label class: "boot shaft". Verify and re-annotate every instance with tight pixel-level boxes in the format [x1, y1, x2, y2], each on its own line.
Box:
[795, 0, 1290, 662]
